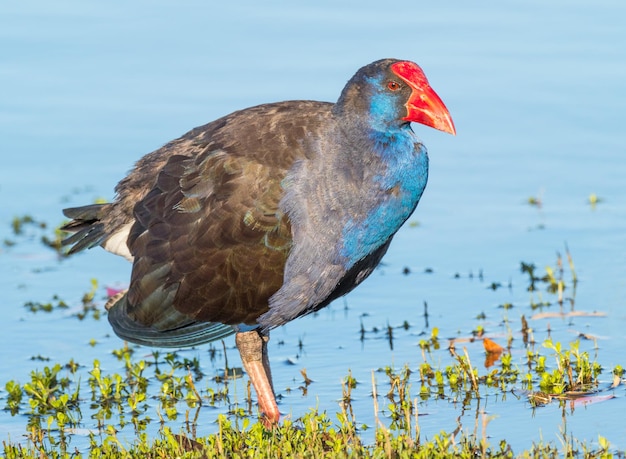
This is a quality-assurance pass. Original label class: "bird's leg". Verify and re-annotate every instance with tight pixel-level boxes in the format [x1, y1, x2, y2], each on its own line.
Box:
[235, 329, 279, 427]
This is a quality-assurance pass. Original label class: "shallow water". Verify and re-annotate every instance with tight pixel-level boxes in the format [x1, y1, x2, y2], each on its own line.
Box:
[2, 0, 626, 453]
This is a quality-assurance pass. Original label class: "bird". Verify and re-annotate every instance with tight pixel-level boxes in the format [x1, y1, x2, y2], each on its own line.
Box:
[61, 58, 455, 426]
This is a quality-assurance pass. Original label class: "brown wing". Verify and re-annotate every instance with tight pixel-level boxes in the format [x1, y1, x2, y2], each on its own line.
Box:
[94, 101, 333, 345]
[124, 148, 293, 331]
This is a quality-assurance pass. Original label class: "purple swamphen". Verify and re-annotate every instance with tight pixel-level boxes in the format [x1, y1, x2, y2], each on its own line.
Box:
[61, 58, 455, 425]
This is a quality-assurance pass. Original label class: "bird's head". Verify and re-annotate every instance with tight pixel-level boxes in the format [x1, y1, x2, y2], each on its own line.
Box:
[335, 59, 456, 136]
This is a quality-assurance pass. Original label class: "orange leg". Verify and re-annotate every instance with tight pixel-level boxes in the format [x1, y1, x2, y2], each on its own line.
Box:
[235, 330, 280, 427]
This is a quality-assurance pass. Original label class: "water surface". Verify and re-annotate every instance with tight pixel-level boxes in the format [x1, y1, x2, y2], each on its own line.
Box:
[1, 0, 626, 452]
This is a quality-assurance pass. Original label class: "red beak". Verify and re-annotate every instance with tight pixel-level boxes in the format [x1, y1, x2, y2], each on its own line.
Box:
[391, 61, 456, 135]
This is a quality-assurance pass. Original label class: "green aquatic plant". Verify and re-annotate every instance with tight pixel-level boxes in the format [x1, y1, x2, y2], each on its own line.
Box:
[587, 193, 603, 209]
[2, 331, 622, 458]
[521, 247, 579, 313]
[539, 339, 602, 394]
[75, 278, 101, 320]
[23, 295, 68, 313]
[527, 195, 542, 208]
[2, 241, 622, 457]
[4, 380, 23, 416]
[11, 215, 38, 235]
[6, 214, 67, 255]
[22, 279, 100, 319]
[417, 326, 440, 359]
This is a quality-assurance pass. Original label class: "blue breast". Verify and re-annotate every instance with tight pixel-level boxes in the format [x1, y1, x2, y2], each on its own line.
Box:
[339, 127, 428, 266]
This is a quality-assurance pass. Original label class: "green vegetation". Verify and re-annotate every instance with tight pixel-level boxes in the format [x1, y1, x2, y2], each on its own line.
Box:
[2, 216, 623, 457]
[2, 334, 621, 458]
[6, 214, 67, 254]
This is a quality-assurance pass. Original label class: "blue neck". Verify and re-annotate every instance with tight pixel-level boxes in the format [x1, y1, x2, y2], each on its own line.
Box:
[339, 127, 428, 266]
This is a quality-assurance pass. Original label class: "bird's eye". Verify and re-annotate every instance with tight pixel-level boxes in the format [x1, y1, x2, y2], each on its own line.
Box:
[387, 81, 401, 91]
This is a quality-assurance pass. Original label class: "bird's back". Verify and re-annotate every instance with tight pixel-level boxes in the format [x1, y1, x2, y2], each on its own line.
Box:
[106, 101, 335, 246]
[63, 101, 337, 342]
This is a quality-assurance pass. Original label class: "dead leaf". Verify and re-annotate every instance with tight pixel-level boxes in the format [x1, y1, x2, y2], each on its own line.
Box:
[483, 337, 504, 353]
[482, 338, 504, 368]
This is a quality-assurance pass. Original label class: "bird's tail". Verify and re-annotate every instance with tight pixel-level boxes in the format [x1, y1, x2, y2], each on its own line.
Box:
[61, 203, 111, 254]
[106, 291, 235, 348]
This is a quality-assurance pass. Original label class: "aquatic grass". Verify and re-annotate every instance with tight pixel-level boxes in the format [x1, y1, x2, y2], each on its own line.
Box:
[23, 296, 68, 314]
[521, 246, 578, 311]
[7, 214, 68, 255]
[2, 233, 624, 457]
[4, 380, 24, 416]
[3, 326, 624, 457]
[22, 279, 101, 320]
[534, 339, 602, 396]
[587, 193, 603, 209]
[2, 387, 597, 458]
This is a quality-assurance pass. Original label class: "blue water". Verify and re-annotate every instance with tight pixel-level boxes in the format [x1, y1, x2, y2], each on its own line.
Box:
[2, 0, 626, 453]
